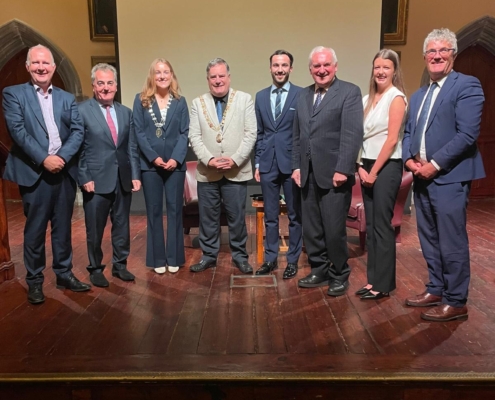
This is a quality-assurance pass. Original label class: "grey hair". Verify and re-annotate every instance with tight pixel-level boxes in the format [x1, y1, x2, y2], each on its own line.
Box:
[91, 63, 118, 83]
[26, 44, 55, 66]
[308, 46, 338, 66]
[423, 28, 458, 55]
[206, 58, 230, 75]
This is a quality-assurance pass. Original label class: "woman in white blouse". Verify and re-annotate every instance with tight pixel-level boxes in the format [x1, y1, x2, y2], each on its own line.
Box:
[356, 49, 407, 300]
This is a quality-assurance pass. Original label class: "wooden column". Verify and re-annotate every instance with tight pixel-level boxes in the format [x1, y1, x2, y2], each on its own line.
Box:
[0, 142, 14, 283]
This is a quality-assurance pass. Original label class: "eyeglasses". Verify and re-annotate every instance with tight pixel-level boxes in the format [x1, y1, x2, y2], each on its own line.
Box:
[424, 48, 455, 58]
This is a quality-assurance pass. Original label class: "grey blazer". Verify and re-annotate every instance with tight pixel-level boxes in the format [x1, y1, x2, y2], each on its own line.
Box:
[189, 88, 257, 183]
[78, 98, 140, 194]
[292, 78, 364, 189]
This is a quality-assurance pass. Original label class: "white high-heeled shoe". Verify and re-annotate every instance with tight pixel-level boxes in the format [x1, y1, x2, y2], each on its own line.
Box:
[168, 266, 179, 273]
[154, 266, 166, 274]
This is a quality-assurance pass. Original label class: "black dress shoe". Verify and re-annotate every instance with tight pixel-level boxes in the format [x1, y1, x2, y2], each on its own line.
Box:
[112, 268, 135, 282]
[190, 259, 216, 272]
[27, 284, 45, 304]
[90, 271, 109, 288]
[360, 291, 389, 300]
[56, 274, 91, 292]
[232, 258, 253, 274]
[327, 279, 349, 297]
[283, 263, 298, 279]
[255, 261, 278, 275]
[298, 273, 330, 288]
[355, 286, 371, 295]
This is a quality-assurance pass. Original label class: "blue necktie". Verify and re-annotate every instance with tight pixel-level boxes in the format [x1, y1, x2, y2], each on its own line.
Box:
[410, 82, 438, 156]
[313, 87, 324, 112]
[216, 100, 223, 124]
[274, 88, 282, 120]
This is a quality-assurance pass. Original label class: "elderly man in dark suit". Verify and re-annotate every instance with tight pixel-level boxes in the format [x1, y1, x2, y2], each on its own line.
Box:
[2, 44, 90, 304]
[78, 63, 141, 287]
[403, 28, 485, 322]
[254, 50, 302, 279]
[292, 46, 363, 296]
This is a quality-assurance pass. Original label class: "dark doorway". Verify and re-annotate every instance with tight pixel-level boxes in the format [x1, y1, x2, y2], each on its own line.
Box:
[455, 45, 495, 198]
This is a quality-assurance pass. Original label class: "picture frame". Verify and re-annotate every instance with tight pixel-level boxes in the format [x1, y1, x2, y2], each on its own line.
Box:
[91, 56, 117, 69]
[88, 0, 116, 41]
[382, 0, 409, 45]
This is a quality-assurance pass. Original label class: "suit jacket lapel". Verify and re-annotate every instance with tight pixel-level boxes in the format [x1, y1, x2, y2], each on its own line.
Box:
[114, 101, 125, 145]
[275, 84, 297, 128]
[24, 83, 48, 133]
[264, 87, 276, 129]
[306, 85, 315, 118]
[51, 87, 63, 132]
[222, 89, 235, 132]
[162, 98, 178, 133]
[425, 72, 457, 132]
[90, 98, 115, 145]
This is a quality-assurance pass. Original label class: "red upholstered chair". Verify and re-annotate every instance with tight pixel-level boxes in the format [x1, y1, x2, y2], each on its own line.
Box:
[346, 170, 413, 250]
[182, 161, 228, 234]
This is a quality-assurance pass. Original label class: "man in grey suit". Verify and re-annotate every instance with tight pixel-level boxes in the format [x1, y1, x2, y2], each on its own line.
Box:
[292, 46, 363, 296]
[189, 58, 257, 274]
[78, 63, 141, 287]
[2, 45, 90, 304]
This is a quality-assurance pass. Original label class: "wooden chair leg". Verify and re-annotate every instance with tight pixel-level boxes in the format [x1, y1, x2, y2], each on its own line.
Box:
[395, 226, 401, 243]
[359, 231, 366, 250]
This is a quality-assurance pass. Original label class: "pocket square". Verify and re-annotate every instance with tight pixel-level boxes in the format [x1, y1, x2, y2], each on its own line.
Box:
[289, 108, 296, 111]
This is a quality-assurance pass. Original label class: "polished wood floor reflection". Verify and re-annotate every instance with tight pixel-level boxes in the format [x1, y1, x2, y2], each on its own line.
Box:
[2, 199, 495, 378]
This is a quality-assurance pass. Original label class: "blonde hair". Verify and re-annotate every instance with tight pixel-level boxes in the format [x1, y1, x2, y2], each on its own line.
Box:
[139, 58, 181, 108]
[364, 49, 406, 118]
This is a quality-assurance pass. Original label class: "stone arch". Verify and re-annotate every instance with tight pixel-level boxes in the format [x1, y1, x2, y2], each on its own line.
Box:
[0, 19, 83, 100]
[421, 15, 495, 86]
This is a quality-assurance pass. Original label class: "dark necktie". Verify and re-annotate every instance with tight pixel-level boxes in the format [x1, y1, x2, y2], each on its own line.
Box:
[274, 88, 283, 120]
[410, 82, 438, 156]
[216, 100, 223, 124]
[313, 87, 324, 112]
[105, 105, 118, 145]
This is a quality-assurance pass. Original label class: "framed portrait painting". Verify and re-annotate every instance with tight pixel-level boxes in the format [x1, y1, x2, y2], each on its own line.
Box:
[88, 0, 116, 41]
[382, 0, 409, 45]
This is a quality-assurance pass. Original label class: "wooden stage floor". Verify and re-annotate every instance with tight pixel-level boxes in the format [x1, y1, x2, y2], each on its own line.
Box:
[2, 199, 495, 395]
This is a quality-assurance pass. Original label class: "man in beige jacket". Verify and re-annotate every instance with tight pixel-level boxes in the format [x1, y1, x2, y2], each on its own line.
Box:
[189, 58, 256, 274]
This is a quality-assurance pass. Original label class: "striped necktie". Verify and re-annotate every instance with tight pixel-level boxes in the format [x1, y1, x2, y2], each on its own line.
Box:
[274, 88, 283, 120]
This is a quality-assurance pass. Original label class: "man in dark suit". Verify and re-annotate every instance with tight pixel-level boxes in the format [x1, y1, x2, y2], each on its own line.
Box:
[403, 28, 485, 322]
[78, 63, 141, 287]
[254, 50, 302, 279]
[2, 45, 90, 304]
[292, 46, 363, 296]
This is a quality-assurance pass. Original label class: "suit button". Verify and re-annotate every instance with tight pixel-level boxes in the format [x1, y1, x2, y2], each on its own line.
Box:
[275, 130, 278, 133]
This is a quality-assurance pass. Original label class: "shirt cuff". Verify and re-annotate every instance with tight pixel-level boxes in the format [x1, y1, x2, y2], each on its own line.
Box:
[255, 164, 259, 169]
[431, 159, 441, 171]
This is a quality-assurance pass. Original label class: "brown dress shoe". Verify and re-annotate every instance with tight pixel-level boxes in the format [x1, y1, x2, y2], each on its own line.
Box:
[405, 291, 442, 307]
[421, 304, 468, 322]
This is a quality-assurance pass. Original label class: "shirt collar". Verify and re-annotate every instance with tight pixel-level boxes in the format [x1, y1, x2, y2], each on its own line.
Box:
[271, 81, 291, 93]
[98, 100, 115, 109]
[429, 71, 451, 89]
[213, 92, 229, 103]
[34, 84, 53, 94]
[315, 76, 336, 93]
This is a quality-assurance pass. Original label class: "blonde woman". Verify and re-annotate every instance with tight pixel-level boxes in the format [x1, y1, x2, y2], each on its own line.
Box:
[133, 59, 189, 274]
[356, 49, 407, 300]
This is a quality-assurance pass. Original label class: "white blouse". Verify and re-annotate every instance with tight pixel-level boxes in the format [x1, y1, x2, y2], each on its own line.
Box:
[360, 86, 407, 161]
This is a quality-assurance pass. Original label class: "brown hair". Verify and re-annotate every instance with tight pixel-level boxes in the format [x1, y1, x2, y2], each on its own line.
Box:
[364, 49, 406, 118]
[139, 58, 181, 107]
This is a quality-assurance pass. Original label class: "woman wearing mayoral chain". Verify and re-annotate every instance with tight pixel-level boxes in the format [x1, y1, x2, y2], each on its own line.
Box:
[133, 58, 189, 274]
